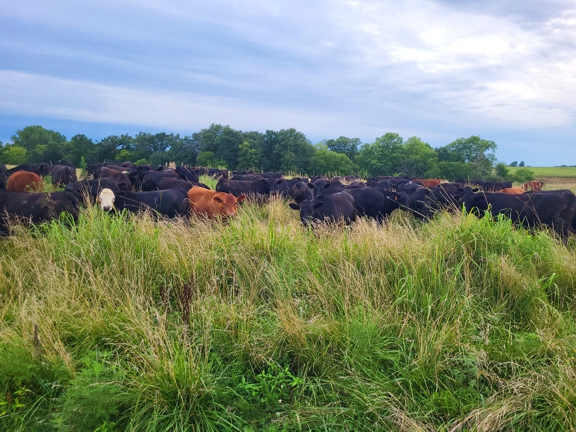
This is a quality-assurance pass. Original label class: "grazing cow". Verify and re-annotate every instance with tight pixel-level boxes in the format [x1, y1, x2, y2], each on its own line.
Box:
[141, 170, 180, 191]
[0, 163, 8, 189]
[408, 186, 464, 219]
[8, 163, 50, 177]
[65, 178, 120, 204]
[93, 167, 132, 191]
[414, 178, 443, 188]
[0, 190, 79, 235]
[157, 178, 210, 191]
[216, 178, 279, 199]
[499, 187, 525, 194]
[522, 181, 544, 191]
[175, 166, 200, 183]
[463, 189, 576, 239]
[343, 188, 403, 223]
[188, 187, 245, 219]
[289, 191, 356, 227]
[97, 188, 189, 218]
[7, 171, 44, 192]
[49, 165, 77, 187]
[290, 181, 314, 204]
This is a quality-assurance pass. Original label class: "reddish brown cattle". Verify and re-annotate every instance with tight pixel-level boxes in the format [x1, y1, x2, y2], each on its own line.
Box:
[500, 187, 525, 194]
[188, 187, 245, 219]
[7, 171, 44, 192]
[414, 178, 443, 188]
[522, 181, 544, 191]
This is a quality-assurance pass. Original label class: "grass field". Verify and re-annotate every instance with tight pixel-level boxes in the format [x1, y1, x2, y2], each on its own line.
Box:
[2, 192, 576, 430]
[508, 166, 576, 178]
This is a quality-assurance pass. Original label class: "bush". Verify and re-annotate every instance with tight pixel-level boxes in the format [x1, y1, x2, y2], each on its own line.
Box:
[511, 168, 535, 183]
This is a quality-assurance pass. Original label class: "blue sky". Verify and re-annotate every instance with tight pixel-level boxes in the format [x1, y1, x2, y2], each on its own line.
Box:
[1, 0, 575, 165]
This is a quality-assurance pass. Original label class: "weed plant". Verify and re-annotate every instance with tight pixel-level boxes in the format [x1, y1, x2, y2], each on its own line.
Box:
[1, 197, 576, 430]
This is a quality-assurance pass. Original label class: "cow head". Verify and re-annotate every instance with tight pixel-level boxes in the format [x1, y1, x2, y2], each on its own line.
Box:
[289, 199, 323, 227]
[97, 188, 116, 211]
[212, 192, 246, 218]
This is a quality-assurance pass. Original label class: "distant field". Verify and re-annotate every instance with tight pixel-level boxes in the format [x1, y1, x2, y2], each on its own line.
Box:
[509, 166, 576, 178]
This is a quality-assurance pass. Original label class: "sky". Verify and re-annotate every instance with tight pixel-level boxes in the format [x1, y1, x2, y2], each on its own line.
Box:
[0, 0, 575, 166]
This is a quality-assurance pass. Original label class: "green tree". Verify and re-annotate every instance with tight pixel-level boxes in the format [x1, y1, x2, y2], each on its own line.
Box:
[68, 134, 96, 165]
[312, 146, 357, 175]
[0, 145, 27, 165]
[168, 135, 200, 165]
[356, 133, 404, 177]
[193, 124, 243, 169]
[196, 151, 226, 168]
[261, 129, 315, 173]
[399, 137, 438, 177]
[519, 161, 525, 167]
[440, 136, 497, 164]
[324, 136, 361, 161]
[11, 125, 67, 153]
[512, 168, 534, 183]
[237, 141, 260, 170]
[495, 163, 510, 178]
[509, 161, 518, 167]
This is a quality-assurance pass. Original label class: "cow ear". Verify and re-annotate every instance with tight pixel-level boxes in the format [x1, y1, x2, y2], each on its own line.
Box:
[237, 194, 246, 203]
[308, 183, 314, 189]
[276, 179, 284, 184]
[473, 188, 479, 192]
[394, 195, 398, 201]
[313, 201, 324, 209]
[288, 203, 300, 210]
[261, 179, 268, 184]
[214, 196, 224, 204]
[323, 183, 330, 189]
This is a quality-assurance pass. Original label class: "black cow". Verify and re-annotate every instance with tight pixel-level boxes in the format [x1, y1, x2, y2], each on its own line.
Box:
[8, 163, 50, 177]
[289, 192, 356, 227]
[290, 181, 314, 204]
[0, 190, 79, 235]
[49, 165, 77, 187]
[232, 174, 261, 181]
[463, 189, 576, 238]
[65, 178, 120, 204]
[408, 187, 464, 219]
[216, 178, 278, 199]
[175, 166, 200, 183]
[0, 163, 8, 189]
[93, 167, 132, 191]
[261, 172, 283, 179]
[98, 189, 189, 218]
[58, 159, 75, 168]
[345, 188, 408, 223]
[157, 178, 210, 191]
[140, 170, 179, 191]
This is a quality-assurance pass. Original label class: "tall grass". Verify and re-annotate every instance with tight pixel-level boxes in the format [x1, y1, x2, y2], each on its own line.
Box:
[1, 199, 576, 430]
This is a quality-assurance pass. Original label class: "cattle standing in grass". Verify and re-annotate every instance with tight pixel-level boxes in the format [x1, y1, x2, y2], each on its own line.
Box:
[290, 181, 314, 204]
[93, 167, 132, 191]
[141, 170, 180, 191]
[216, 178, 279, 199]
[0, 190, 79, 235]
[0, 163, 8, 189]
[289, 191, 356, 227]
[49, 165, 77, 187]
[157, 178, 210, 192]
[463, 189, 576, 239]
[188, 187, 245, 219]
[522, 181, 544, 191]
[8, 163, 50, 177]
[65, 178, 120, 204]
[97, 188, 189, 218]
[499, 187, 525, 194]
[408, 187, 464, 219]
[7, 171, 44, 192]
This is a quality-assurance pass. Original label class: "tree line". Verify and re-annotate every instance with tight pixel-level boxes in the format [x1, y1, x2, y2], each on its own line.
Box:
[0, 124, 532, 181]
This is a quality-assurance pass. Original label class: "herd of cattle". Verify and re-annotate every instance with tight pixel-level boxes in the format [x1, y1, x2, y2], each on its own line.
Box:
[0, 161, 575, 240]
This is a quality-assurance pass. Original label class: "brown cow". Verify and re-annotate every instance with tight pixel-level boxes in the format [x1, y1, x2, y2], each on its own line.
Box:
[500, 187, 525, 194]
[7, 171, 44, 192]
[188, 187, 246, 219]
[414, 178, 443, 188]
[522, 181, 543, 191]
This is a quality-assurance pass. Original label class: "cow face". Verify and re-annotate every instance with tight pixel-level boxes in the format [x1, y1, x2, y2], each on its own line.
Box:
[212, 193, 245, 218]
[97, 188, 116, 211]
[290, 199, 324, 227]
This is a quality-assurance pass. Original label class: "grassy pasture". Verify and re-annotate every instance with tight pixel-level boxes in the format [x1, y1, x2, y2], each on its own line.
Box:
[1, 194, 576, 430]
[508, 166, 576, 178]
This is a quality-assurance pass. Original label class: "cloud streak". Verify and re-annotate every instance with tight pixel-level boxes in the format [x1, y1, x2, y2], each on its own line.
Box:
[0, 0, 575, 164]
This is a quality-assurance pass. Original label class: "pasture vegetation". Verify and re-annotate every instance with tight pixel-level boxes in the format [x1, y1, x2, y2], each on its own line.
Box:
[2, 187, 576, 431]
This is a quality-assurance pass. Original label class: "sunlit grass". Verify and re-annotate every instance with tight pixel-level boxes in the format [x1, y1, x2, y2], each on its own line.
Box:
[1, 199, 576, 430]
